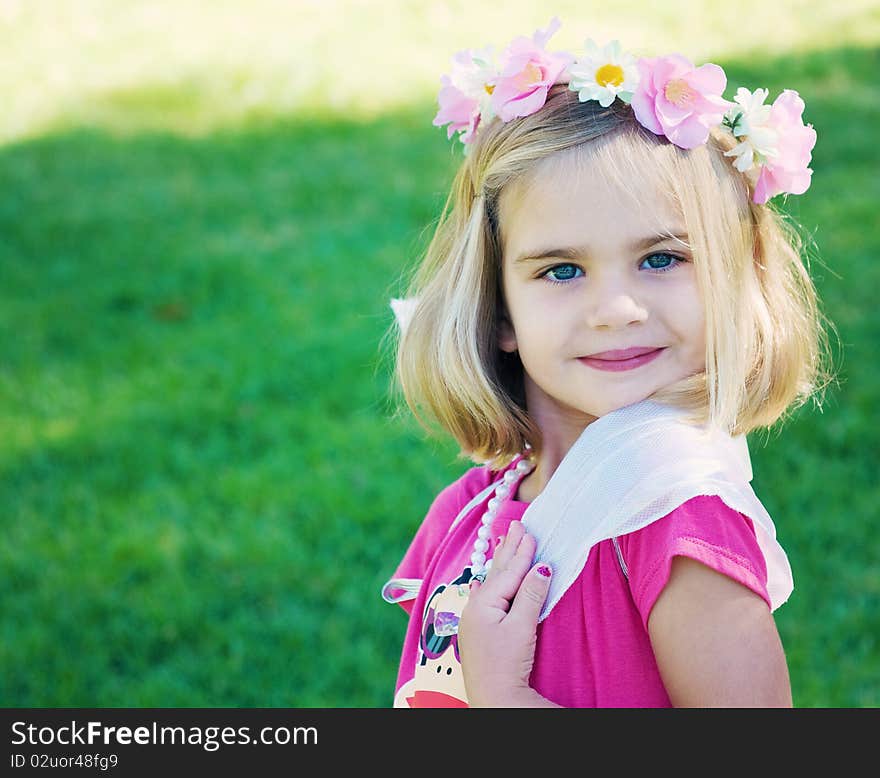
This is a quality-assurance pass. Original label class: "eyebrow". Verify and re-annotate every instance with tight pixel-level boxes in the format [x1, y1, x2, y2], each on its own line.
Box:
[512, 231, 691, 265]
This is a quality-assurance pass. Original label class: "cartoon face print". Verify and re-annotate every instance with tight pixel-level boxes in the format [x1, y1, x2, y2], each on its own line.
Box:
[394, 568, 474, 708]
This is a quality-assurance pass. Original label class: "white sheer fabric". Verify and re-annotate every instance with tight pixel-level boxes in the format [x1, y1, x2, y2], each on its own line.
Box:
[522, 399, 793, 621]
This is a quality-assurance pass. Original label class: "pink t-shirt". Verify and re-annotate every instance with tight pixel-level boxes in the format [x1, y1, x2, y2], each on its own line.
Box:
[385, 456, 771, 708]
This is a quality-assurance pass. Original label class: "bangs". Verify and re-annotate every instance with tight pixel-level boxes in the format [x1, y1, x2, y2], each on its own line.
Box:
[572, 126, 682, 212]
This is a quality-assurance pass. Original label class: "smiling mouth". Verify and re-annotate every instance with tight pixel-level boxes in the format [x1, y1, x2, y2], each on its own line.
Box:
[577, 347, 666, 372]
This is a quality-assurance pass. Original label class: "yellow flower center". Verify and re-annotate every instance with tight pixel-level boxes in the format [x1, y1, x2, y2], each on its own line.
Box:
[664, 78, 695, 108]
[513, 61, 544, 91]
[485, 83, 495, 95]
[595, 63, 624, 87]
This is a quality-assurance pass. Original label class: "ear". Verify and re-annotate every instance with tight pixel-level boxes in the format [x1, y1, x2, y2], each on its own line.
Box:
[497, 311, 518, 353]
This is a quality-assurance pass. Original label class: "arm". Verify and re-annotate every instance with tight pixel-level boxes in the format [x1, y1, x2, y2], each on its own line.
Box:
[648, 555, 793, 707]
[457, 521, 561, 707]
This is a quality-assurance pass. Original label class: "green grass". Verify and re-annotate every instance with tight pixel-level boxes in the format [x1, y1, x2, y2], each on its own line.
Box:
[0, 110, 459, 706]
[1, 2, 878, 707]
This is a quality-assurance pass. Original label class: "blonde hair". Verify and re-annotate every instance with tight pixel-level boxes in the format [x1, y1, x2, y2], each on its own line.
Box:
[386, 86, 837, 469]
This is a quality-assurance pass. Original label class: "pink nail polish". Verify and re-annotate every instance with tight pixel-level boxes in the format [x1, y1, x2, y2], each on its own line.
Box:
[536, 564, 552, 578]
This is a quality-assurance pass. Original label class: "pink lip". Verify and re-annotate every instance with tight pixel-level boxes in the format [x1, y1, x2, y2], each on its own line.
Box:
[578, 347, 665, 372]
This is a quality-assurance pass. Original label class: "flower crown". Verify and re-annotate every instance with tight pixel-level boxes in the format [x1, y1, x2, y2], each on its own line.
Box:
[433, 18, 816, 204]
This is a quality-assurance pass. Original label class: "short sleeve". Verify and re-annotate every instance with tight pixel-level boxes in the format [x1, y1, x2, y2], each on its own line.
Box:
[385, 466, 493, 614]
[618, 494, 771, 630]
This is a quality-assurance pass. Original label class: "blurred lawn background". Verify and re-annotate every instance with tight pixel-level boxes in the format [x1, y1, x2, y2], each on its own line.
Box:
[1, 0, 877, 707]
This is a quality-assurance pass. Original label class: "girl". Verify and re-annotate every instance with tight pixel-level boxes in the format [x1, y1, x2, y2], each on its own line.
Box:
[381, 20, 834, 707]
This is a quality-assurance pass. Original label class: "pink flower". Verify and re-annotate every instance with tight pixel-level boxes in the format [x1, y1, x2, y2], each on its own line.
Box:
[631, 54, 732, 149]
[491, 18, 574, 122]
[434, 75, 481, 144]
[433, 48, 497, 145]
[752, 90, 816, 204]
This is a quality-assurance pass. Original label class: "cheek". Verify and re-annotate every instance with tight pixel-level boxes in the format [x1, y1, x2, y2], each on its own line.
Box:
[668, 281, 705, 332]
[504, 289, 541, 336]
[681, 302, 707, 361]
[663, 287, 706, 360]
[509, 303, 562, 357]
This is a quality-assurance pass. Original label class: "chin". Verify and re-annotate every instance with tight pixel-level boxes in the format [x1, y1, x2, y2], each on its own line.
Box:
[590, 392, 656, 417]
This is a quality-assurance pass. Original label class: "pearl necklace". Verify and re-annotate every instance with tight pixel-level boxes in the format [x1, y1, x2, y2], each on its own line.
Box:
[469, 455, 536, 580]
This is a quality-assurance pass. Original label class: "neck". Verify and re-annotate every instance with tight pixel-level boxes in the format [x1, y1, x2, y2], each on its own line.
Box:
[514, 373, 600, 502]
[518, 413, 596, 503]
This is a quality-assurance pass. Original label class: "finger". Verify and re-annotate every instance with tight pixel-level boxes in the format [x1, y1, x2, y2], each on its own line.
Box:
[488, 526, 533, 585]
[507, 562, 552, 626]
[481, 531, 537, 605]
[488, 520, 526, 575]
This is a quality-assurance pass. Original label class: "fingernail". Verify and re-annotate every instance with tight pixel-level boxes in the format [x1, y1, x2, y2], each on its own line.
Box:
[536, 564, 552, 578]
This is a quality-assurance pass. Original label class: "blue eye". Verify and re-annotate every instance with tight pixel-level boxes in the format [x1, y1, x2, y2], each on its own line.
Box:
[542, 264, 583, 284]
[640, 252, 684, 272]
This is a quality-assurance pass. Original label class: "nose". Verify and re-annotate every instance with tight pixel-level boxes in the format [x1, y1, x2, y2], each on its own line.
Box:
[584, 279, 648, 330]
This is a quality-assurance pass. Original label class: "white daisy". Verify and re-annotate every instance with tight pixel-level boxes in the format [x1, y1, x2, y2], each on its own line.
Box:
[449, 45, 498, 123]
[723, 87, 779, 173]
[568, 39, 640, 107]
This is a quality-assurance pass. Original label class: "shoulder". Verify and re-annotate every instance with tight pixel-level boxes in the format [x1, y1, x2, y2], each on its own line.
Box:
[389, 462, 501, 581]
[423, 462, 499, 531]
[618, 495, 771, 629]
[648, 552, 792, 706]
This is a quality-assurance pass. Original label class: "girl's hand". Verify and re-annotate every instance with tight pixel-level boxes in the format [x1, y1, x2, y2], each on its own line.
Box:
[458, 521, 559, 707]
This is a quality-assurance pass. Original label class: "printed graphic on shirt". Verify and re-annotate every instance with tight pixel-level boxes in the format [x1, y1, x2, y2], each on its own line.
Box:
[393, 567, 474, 708]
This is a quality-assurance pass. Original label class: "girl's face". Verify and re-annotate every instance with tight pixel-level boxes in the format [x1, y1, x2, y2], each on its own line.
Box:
[497, 148, 706, 442]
